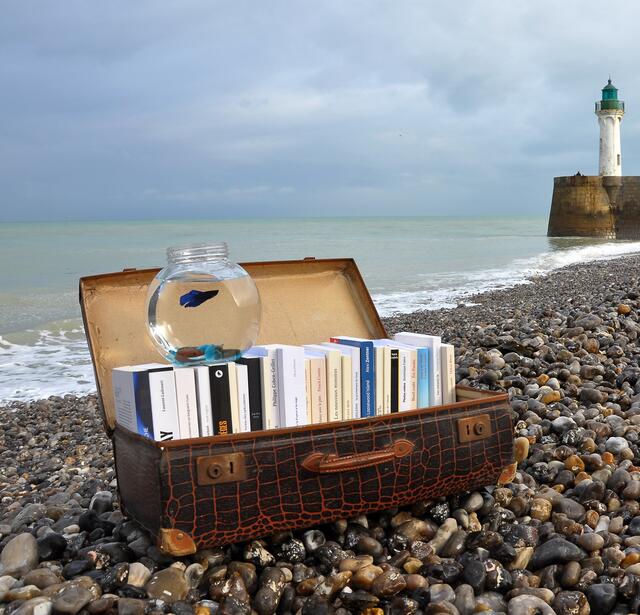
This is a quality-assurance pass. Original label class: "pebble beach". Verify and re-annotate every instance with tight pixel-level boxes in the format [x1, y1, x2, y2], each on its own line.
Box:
[3, 254, 640, 615]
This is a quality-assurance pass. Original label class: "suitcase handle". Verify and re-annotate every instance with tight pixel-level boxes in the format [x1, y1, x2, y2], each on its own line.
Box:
[302, 439, 414, 473]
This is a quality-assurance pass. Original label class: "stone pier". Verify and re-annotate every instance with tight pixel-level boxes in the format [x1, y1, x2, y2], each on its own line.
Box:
[547, 175, 640, 239]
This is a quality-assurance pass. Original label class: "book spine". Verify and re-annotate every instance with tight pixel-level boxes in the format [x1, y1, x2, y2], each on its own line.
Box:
[340, 354, 352, 420]
[228, 363, 239, 433]
[398, 349, 410, 411]
[265, 351, 280, 429]
[416, 348, 430, 409]
[330, 338, 375, 417]
[209, 364, 233, 435]
[382, 347, 392, 414]
[390, 348, 399, 412]
[174, 367, 199, 438]
[112, 370, 138, 434]
[374, 347, 384, 415]
[430, 341, 443, 406]
[352, 352, 360, 419]
[277, 347, 307, 427]
[311, 357, 327, 423]
[305, 358, 312, 424]
[195, 366, 213, 437]
[408, 349, 417, 409]
[327, 352, 342, 422]
[235, 364, 251, 433]
[441, 344, 456, 405]
[133, 371, 154, 438]
[238, 357, 264, 431]
[149, 369, 179, 441]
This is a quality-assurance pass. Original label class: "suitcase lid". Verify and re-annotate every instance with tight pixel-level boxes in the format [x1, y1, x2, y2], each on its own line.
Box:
[79, 257, 387, 433]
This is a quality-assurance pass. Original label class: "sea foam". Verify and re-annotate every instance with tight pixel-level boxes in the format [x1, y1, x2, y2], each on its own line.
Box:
[374, 240, 640, 316]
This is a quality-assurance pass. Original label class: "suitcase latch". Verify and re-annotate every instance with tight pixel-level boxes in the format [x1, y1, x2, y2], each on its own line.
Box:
[196, 453, 247, 485]
[458, 414, 492, 443]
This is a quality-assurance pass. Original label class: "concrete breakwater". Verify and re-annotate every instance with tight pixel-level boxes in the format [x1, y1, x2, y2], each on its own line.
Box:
[548, 175, 640, 239]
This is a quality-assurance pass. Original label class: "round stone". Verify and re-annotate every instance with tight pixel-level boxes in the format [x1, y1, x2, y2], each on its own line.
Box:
[530, 499, 552, 522]
[586, 583, 617, 613]
[52, 585, 93, 615]
[552, 590, 590, 615]
[146, 566, 189, 603]
[605, 437, 629, 454]
[577, 533, 604, 552]
[0, 532, 39, 578]
[530, 538, 586, 570]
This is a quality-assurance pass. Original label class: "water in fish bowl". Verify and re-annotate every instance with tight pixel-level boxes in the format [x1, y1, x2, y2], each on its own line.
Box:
[147, 269, 261, 365]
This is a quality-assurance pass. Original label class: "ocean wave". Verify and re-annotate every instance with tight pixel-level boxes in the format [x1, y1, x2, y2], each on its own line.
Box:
[0, 322, 96, 403]
[373, 240, 640, 316]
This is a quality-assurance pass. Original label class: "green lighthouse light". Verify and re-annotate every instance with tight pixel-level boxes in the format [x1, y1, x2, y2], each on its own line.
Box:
[598, 79, 624, 110]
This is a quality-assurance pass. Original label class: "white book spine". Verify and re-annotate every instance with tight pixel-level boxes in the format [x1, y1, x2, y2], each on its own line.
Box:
[327, 351, 342, 422]
[304, 359, 312, 424]
[277, 347, 307, 427]
[264, 349, 281, 429]
[429, 340, 442, 406]
[235, 364, 251, 433]
[305, 345, 341, 422]
[308, 356, 327, 423]
[340, 354, 352, 420]
[441, 344, 456, 405]
[195, 366, 213, 437]
[408, 349, 417, 409]
[398, 349, 411, 411]
[227, 363, 239, 433]
[322, 342, 360, 419]
[259, 349, 280, 430]
[112, 370, 137, 433]
[382, 346, 392, 414]
[374, 346, 384, 415]
[174, 367, 200, 438]
[149, 370, 179, 441]
[352, 351, 361, 419]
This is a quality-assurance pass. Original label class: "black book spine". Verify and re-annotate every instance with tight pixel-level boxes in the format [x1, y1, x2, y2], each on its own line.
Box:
[390, 349, 399, 413]
[209, 365, 233, 435]
[133, 371, 154, 439]
[238, 358, 264, 431]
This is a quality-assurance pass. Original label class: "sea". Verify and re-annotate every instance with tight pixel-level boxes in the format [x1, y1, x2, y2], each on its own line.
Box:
[3, 215, 640, 403]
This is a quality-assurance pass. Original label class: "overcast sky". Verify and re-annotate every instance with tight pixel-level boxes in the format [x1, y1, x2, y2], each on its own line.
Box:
[2, 1, 640, 221]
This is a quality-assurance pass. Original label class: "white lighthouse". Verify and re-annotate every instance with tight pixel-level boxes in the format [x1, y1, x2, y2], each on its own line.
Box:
[596, 79, 625, 176]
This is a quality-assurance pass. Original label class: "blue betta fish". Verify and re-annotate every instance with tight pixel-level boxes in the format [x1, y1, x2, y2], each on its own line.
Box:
[179, 289, 219, 308]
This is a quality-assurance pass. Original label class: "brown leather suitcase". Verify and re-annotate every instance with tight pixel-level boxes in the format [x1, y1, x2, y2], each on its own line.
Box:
[79, 258, 515, 556]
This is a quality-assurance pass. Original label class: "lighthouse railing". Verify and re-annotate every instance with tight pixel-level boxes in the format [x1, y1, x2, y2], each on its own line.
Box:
[596, 100, 625, 112]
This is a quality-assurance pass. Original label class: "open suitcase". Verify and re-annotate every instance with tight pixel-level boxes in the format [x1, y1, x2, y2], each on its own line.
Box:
[79, 258, 515, 556]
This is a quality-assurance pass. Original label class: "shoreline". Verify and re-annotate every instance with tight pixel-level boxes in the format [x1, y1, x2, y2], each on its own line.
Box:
[3, 251, 640, 408]
[2, 253, 640, 611]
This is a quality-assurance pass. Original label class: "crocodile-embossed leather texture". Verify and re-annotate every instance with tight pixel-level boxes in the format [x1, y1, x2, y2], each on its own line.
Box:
[149, 398, 513, 549]
[114, 428, 163, 535]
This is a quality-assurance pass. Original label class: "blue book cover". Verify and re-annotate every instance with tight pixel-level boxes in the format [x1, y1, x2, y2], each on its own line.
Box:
[416, 347, 430, 408]
[329, 336, 375, 417]
[132, 371, 154, 438]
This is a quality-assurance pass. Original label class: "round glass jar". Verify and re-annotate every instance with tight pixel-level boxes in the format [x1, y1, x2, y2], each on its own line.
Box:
[146, 243, 261, 365]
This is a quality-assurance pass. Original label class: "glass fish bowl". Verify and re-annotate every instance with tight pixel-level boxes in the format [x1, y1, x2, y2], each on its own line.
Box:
[146, 243, 261, 365]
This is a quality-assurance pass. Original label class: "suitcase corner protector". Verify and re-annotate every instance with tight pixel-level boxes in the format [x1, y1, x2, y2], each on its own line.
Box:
[158, 528, 197, 556]
[497, 462, 518, 486]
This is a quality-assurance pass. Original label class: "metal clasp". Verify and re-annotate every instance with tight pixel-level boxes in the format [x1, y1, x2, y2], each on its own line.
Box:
[196, 453, 247, 485]
[457, 414, 492, 443]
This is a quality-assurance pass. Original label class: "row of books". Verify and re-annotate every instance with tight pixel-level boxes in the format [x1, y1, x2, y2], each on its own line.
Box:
[112, 332, 456, 441]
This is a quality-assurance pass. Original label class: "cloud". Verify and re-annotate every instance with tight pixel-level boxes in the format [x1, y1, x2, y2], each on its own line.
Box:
[1, 1, 640, 220]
